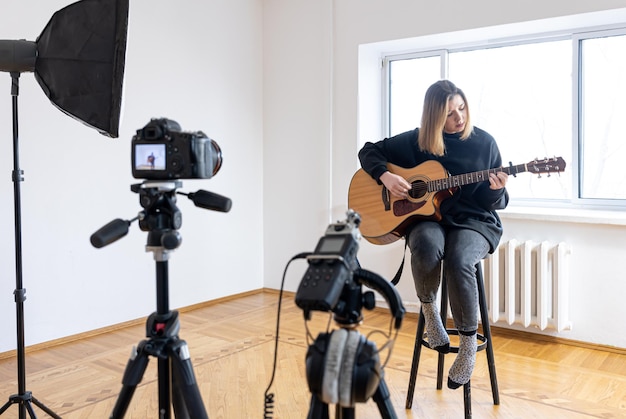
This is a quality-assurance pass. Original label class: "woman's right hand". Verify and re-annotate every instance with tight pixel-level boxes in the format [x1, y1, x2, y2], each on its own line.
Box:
[380, 171, 411, 198]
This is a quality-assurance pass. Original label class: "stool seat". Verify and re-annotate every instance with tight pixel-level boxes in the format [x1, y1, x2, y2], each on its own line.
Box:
[405, 262, 499, 418]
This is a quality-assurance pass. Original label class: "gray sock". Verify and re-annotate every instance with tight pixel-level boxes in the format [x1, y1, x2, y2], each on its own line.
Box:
[448, 333, 477, 389]
[421, 302, 449, 353]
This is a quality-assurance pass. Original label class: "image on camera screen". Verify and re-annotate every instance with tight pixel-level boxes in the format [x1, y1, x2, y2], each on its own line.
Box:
[135, 144, 166, 171]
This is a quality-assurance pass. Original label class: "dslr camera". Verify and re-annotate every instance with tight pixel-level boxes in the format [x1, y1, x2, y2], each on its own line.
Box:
[132, 118, 222, 180]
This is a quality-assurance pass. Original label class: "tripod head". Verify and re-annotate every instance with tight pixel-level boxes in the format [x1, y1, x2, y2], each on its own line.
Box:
[90, 180, 232, 260]
[133, 180, 183, 255]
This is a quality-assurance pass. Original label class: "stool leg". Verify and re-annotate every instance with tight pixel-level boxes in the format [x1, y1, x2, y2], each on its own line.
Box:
[405, 310, 426, 409]
[463, 382, 472, 418]
[476, 263, 500, 405]
[436, 272, 449, 389]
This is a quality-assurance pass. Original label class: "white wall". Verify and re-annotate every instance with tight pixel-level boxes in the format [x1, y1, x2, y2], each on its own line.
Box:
[0, 0, 264, 353]
[263, 0, 626, 348]
[2, 0, 626, 355]
[262, 0, 334, 291]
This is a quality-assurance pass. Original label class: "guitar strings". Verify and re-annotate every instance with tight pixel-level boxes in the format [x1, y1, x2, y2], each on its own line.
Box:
[410, 181, 428, 197]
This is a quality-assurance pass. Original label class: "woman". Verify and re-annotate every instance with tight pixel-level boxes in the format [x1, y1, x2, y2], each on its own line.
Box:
[358, 80, 509, 389]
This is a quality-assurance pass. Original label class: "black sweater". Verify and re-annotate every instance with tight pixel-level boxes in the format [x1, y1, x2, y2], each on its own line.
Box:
[358, 127, 509, 253]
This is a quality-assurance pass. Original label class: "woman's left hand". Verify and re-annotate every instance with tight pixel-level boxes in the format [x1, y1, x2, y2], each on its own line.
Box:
[488, 171, 508, 190]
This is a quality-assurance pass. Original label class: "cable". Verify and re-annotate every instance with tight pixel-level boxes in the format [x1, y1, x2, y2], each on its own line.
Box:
[263, 252, 311, 419]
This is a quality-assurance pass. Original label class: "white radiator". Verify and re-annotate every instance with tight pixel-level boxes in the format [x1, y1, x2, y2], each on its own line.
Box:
[483, 240, 572, 332]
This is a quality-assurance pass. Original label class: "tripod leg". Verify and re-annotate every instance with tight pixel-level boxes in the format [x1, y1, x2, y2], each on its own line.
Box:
[169, 339, 208, 419]
[372, 377, 397, 419]
[110, 341, 151, 419]
[158, 357, 172, 419]
[0, 400, 10, 415]
[336, 405, 355, 419]
[23, 400, 36, 419]
[306, 394, 329, 419]
[31, 396, 62, 419]
[171, 369, 189, 419]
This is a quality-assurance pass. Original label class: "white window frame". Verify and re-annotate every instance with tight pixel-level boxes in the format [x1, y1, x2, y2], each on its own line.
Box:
[573, 26, 626, 209]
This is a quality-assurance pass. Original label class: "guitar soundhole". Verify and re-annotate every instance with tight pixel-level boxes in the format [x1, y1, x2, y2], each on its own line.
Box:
[409, 181, 427, 199]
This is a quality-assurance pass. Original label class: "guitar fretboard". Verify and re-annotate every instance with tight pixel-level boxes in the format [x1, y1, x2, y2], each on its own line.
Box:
[428, 163, 527, 192]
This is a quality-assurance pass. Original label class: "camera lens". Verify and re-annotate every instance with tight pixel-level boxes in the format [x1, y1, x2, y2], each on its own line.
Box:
[209, 139, 223, 176]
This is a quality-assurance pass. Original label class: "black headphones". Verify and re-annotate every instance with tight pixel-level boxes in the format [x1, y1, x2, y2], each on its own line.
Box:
[354, 267, 405, 330]
[305, 328, 381, 407]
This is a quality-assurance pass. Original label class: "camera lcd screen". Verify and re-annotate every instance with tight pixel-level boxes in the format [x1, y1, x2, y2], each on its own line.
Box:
[135, 144, 166, 171]
[317, 236, 346, 253]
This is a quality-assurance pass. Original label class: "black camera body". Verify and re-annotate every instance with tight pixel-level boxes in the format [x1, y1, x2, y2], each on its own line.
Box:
[295, 212, 361, 314]
[131, 118, 222, 180]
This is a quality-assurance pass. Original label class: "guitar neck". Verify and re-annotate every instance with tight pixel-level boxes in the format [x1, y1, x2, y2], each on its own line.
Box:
[429, 163, 527, 191]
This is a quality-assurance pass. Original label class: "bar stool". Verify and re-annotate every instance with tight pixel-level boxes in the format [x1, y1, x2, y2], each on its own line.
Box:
[405, 262, 500, 418]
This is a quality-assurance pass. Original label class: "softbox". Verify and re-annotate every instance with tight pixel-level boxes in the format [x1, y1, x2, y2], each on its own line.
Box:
[0, 0, 129, 137]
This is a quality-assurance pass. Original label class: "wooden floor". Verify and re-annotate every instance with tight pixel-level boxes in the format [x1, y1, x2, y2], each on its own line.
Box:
[1, 290, 625, 418]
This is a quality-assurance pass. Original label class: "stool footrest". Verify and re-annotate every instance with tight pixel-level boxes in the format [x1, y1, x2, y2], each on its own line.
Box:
[420, 329, 487, 354]
[421, 330, 487, 353]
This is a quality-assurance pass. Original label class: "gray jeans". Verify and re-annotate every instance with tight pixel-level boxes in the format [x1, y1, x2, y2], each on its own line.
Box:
[406, 221, 489, 332]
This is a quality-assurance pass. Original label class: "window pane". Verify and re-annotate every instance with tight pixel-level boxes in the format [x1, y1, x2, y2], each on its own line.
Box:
[389, 56, 441, 136]
[448, 41, 572, 201]
[580, 35, 626, 200]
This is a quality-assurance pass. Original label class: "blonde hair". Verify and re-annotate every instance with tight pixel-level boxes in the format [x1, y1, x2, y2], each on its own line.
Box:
[418, 80, 473, 156]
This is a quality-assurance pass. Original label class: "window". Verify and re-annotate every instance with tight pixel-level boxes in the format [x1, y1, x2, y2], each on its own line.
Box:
[383, 28, 626, 208]
[389, 53, 442, 135]
[579, 31, 626, 201]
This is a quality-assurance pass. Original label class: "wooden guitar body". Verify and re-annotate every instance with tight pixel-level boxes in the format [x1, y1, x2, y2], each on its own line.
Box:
[348, 161, 455, 245]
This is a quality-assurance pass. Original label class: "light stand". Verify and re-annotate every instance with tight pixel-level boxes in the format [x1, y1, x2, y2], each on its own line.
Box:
[0, 1, 129, 417]
[0, 72, 62, 419]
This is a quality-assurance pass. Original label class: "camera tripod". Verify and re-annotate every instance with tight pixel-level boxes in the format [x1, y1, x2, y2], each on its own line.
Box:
[109, 242, 208, 419]
[91, 180, 231, 419]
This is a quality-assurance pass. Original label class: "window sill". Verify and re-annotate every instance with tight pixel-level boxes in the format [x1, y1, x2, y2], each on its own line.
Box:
[500, 205, 626, 226]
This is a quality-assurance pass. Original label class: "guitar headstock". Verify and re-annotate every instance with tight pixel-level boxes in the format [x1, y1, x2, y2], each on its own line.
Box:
[527, 156, 566, 176]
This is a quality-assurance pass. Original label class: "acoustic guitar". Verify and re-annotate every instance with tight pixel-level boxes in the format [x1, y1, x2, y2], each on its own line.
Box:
[348, 157, 566, 245]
